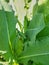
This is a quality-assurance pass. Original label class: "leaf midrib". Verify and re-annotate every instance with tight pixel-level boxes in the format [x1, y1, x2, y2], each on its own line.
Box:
[18, 52, 49, 60]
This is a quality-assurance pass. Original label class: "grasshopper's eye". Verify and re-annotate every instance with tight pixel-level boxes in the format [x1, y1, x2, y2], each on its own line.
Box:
[5, 0, 9, 3]
[28, 0, 32, 3]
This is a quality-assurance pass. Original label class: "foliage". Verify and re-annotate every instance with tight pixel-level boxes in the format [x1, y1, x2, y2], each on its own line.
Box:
[0, 0, 49, 65]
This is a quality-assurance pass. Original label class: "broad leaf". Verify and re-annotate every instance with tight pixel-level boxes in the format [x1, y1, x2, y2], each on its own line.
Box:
[25, 13, 45, 44]
[18, 36, 49, 65]
[0, 1, 17, 61]
[18, 13, 49, 65]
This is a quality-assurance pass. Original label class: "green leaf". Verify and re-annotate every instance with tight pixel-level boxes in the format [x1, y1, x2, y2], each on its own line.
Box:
[18, 13, 49, 65]
[38, 0, 49, 16]
[18, 36, 49, 65]
[33, 0, 49, 41]
[0, 1, 17, 61]
[37, 14, 49, 38]
[25, 13, 45, 43]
